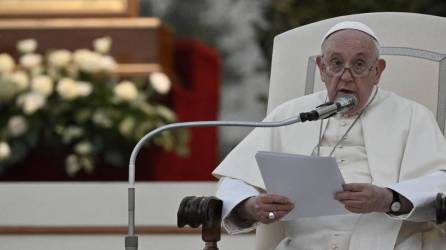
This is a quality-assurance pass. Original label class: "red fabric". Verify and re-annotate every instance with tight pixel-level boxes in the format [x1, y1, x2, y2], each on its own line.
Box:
[147, 39, 221, 181]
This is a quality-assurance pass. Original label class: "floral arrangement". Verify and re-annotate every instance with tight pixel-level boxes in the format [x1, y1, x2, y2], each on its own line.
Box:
[0, 37, 188, 176]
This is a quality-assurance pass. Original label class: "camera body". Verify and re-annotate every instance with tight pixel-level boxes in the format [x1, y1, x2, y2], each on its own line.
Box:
[178, 196, 223, 249]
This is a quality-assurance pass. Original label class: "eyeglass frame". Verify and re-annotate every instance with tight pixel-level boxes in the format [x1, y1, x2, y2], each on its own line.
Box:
[321, 56, 378, 78]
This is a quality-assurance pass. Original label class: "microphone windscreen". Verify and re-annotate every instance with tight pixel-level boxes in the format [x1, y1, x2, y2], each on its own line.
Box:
[335, 95, 357, 113]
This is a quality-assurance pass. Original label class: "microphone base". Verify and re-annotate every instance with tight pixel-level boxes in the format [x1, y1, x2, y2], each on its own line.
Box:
[125, 235, 138, 250]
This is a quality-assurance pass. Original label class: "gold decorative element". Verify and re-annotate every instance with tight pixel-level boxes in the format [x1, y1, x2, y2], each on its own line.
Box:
[0, 0, 138, 17]
[0, 18, 161, 29]
[113, 64, 163, 76]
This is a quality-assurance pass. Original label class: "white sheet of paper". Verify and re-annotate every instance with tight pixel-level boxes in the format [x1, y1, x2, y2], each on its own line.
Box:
[256, 151, 349, 220]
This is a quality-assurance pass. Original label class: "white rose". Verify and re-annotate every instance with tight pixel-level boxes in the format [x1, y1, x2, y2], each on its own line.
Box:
[61, 126, 84, 144]
[47, 67, 59, 80]
[150, 72, 171, 94]
[74, 141, 93, 155]
[99, 56, 117, 72]
[0, 142, 11, 161]
[20, 53, 42, 69]
[30, 66, 44, 77]
[92, 110, 112, 128]
[57, 78, 78, 100]
[155, 105, 176, 121]
[31, 75, 53, 96]
[64, 126, 84, 138]
[79, 156, 94, 173]
[7, 115, 27, 137]
[9, 71, 29, 91]
[73, 49, 102, 73]
[57, 79, 93, 100]
[16, 92, 47, 114]
[119, 116, 135, 137]
[0, 79, 17, 102]
[0, 54, 15, 74]
[66, 64, 79, 78]
[65, 154, 81, 177]
[48, 50, 72, 68]
[17, 39, 37, 54]
[76, 81, 93, 97]
[114, 81, 138, 102]
[93, 37, 112, 54]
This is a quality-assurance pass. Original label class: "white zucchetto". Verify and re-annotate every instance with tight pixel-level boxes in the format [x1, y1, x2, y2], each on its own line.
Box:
[321, 21, 380, 45]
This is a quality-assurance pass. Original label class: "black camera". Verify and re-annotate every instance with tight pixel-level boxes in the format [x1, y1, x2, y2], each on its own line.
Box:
[177, 196, 222, 229]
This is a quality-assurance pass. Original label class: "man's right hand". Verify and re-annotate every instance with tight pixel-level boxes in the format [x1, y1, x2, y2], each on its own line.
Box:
[235, 194, 294, 224]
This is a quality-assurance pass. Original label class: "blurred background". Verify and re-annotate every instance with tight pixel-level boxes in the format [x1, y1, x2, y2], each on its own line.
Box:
[140, 0, 270, 164]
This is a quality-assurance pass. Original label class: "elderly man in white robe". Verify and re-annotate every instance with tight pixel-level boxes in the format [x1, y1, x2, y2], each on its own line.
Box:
[213, 21, 446, 250]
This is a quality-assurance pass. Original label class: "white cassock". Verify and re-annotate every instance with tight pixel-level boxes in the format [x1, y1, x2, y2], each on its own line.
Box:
[213, 88, 446, 250]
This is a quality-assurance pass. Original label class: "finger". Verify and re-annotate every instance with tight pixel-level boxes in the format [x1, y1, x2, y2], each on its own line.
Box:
[255, 211, 272, 223]
[259, 210, 291, 224]
[342, 200, 364, 205]
[260, 194, 292, 204]
[335, 191, 365, 201]
[342, 200, 365, 209]
[337, 199, 363, 209]
[343, 183, 366, 192]
[258, 211, 278, 224]
[256, 203, 295, 213]
[335, 192, 352, 201]
[256, 203, 294, 211]
[257, 200, 295, 209]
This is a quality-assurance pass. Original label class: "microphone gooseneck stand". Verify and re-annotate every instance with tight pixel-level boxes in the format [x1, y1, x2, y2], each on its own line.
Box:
[125, 116, 305, 250]
[124, 101, 353, 249]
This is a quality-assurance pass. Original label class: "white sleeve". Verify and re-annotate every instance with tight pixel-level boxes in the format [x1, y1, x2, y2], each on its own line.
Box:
[216, 177, 260, 234]
[386, 171, 446, 221]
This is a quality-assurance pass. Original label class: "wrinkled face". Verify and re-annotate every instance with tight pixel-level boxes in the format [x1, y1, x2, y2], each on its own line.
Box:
[316, 30, 386, 115]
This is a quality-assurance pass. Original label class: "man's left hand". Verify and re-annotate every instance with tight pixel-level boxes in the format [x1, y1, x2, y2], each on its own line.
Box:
[335, 183, 393, 213]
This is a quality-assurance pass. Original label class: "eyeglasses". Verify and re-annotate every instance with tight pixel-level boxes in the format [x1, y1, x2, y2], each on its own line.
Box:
[324, 58, 376, 78]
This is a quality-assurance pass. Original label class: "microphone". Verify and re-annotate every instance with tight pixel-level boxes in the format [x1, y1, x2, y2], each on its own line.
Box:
[300, 95, 357, 122]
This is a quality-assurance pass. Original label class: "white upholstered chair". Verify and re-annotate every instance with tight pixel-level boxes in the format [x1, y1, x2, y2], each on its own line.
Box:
[257, 12, 446, 250]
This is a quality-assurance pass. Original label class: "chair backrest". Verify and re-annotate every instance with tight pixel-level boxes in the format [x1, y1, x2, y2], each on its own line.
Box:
[258, 12, 446, 250]
[267, 12, 446, 133]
